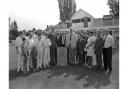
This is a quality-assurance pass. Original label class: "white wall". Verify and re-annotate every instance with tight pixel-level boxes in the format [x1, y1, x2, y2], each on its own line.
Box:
[72, 23, 84, 29]
[71, 9, 95, 29]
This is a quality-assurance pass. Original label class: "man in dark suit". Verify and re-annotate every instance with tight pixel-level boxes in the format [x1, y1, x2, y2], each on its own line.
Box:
[76, 34, 82, 65]
[48, 32, 57, 65]
[76, 34, 86, 65]
[94, 30, 104, 71]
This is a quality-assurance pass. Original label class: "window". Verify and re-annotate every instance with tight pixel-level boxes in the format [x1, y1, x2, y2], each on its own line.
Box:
[102, 19, 112, 26]
[81, 17, 91, 22]
[84, 22, 88, 27]
[81, 18, 86, 22]
[72, 19, 80, 23]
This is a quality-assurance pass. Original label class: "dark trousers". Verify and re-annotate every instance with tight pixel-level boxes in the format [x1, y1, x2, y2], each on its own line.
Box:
[76, 51, 85, 65]
[96, 51, 102, 69]
[30, 47, 37, 70]
[82, 51, 86, 63]
[67, 47, 69, 64]
[50, 46, 57, 65]
[103, 47, 112, 71]
[67, 47, 70, 64]
[23, 57, 27, 72]
[76, 51, 81, 64]
[87, 56, 93, 66]
[30, 53, 37, 70]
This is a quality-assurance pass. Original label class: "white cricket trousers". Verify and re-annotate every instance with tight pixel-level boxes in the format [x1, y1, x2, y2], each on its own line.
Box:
[17, 47, 23, 71]
[43, 48, 50, 68]
[37, 50, 43, 69]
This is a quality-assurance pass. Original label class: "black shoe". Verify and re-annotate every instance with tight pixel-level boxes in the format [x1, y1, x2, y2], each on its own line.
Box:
[33, 69, 36, 72]
[108, 70, 112, 74]
[105, 70, 112, 75]
[23, 71, 28, 74]
[97, 68, 103, 73]
[103, 68, 108, 71]
[97, 70, 102, 73]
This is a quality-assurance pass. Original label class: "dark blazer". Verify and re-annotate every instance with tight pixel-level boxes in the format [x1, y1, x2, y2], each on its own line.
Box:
[49, 34, 57, 47]
[94, 37, 104, 53]
[77, 38, 86, 52]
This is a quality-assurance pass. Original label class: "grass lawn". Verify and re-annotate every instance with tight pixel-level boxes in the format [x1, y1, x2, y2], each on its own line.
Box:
[9, 45, 119, 89]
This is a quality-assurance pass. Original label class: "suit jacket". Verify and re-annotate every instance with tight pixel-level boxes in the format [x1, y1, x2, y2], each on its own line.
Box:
[77, 38, 86, 52]
[94, 37, 104, 53]
[66, 33, 70, 47]
[48, 34, 57, 47]
[71, 32, 78, 48]
[66, 32, 78, 48]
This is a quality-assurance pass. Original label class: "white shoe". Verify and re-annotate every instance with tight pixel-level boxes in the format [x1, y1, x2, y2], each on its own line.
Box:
[84, 63, 89, 67]
[17, 69, 20, 72]
[44, 66, 46, 68]
[21, 69, 24, 72]
[40, 66, 42, 68]
[88, 66, 92, 69]
[27, 69, 30, 71]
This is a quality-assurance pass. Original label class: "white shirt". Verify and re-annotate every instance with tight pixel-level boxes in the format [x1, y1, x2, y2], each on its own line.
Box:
[104, 34, 114, 48]
[41, 35, 45, 40]
[86, 36, 96, 49]
[86, 36, 96, 56]
[15, 36, 22, 47]
[36, 38, 44, 52]
[25, 37, 36, 55]
[32, 34, 38, 41]
[28, 38, 35, 47]
[44, 38, 51, 48]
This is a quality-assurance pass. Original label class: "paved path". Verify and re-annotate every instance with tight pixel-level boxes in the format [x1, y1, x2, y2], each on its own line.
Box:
[9, 45, 119, 89]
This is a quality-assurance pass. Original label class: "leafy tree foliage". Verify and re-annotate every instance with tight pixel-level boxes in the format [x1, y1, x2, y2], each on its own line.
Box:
[9, 19, 19, 40]
[58, 0, 76, 22]
[107, 0, 119, 17]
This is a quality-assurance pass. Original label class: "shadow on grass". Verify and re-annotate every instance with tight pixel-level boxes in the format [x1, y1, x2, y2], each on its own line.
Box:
[82, 71, 111, 89]
[9, 65, 111, 89]
[46, 65, 111, 89]
[9, 68, 44, 81]
[9, 46, 119, 88]
[9, 48, 118, 88]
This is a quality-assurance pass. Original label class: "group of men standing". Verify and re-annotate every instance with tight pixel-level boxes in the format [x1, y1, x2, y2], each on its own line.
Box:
[15, 29, 51, 73]
[83, 30, 114, 74]
[15, 28, 114, 74]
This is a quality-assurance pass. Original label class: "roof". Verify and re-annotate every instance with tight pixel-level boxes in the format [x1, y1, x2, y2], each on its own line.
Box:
[71, 9, 94, 20]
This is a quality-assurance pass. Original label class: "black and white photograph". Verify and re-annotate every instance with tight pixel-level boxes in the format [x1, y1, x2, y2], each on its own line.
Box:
[8, 0, 119, 89]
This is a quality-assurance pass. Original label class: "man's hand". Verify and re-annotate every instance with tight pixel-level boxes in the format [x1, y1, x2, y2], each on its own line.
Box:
[86, 46, 89, 49]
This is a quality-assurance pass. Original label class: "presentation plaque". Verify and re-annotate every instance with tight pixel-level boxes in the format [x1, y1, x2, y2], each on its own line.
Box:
[57, 47, 67, 66]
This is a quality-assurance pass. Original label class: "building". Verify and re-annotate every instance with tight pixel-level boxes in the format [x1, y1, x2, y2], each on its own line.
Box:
[54, 9, 119, 47]
[69, 9, 119, 47]
[67, 9, 119, 31]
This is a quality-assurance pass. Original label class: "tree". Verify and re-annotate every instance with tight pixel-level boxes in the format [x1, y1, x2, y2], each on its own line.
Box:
[13, 20, 18, 31]
[58, 0, 76, 22]
[9, 17, 10, 27]
[9, 19, 19, 40]
[13, 20, 19, 39]
[107, 0, 119, 17]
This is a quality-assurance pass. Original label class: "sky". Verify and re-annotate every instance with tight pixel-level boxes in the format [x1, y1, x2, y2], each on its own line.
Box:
[9, 0, 110, 31]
